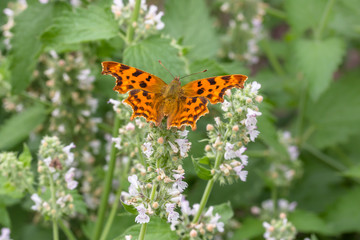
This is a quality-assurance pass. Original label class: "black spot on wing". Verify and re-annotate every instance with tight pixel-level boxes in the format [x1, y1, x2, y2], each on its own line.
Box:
[139, 81, 147, 88]
[207, 78, 216, 85]
[132, 70, 144, 77]
[120, 64, 130, 70]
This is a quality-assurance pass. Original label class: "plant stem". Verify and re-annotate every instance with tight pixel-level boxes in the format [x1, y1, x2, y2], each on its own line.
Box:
[260, 39, 286, 76]
[192, 151, 223, 223]
[100, 156, 132, 240]
[49, 175, 59, 240]
[92, 116, 121, 240]
[265, 6, 287, 20]
[315, 0, 336, 40]
[296, 82, 308, 143]
[138, 223, 148, 240]
[126, 0, 141, 43]
[58, 220, 77, 240]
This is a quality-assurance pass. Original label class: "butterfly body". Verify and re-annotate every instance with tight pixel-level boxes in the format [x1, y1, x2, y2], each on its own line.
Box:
[102, 61, 248, 130]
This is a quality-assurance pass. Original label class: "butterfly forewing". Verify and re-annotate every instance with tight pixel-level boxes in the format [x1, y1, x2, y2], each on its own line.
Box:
[102, 61, 167, 94]
[181, 75, 248, 104]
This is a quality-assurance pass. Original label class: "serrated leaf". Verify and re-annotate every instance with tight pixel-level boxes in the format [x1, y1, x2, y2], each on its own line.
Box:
[230, 217, 263, 240]
[213, 202, 233, 222]
[18, 144, 32, 167]
[306, 70, 360, 148]
[295, 38, 345, 100]
[198, 156, 210, 165]
[285, 0, 327, 34]
[163, 0, 219, 60]
[288, 210, 333, 235]
[123, 36, 186, 83]
[0, 104, 47, 150]
[115, 217, 177, 240]
[192, 157, 212, 180]
[9, 2, 69, 93]
[41, 5, 118, 47]
[121, 200, 138, 215]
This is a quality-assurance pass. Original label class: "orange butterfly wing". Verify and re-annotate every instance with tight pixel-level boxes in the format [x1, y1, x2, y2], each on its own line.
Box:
[102, 61, 167, 125]
[181, 75, 248, 104]
[101, 61, 167, 94]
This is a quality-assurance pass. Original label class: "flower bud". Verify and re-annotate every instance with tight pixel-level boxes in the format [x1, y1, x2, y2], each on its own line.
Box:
[190, 229, 197, 237]
[157, 137, 164, 144]
[211, 169, 215, 175]
[246, 98, 252, 103]
[206, 224, 215, 232]
[232, 125, 239, 131]
[152, 202, 159, 209]
[206, 124, 214, 131]
[205, 145, 212, 152]
[146, 183, 152, 189]
[279, 212, 287, 219]
[256, 95, 263, 103]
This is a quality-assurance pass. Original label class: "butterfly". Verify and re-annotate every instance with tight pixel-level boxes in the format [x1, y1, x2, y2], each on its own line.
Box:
[101, 61, 248, 130]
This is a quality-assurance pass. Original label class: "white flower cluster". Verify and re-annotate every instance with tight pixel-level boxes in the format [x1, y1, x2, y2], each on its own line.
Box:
[122, 165, 188, 225]
[251, 199, 297, 220]
[263, 213, 297, 240]
[205, 81, 262, 183]
[170, 198, 225, 239]
[111, 0, 165, 38]
[32, 136, 79, 218]
[0, 228, 11, 240]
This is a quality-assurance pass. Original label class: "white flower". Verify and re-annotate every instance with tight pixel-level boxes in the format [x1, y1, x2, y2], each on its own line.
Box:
[178, 130, 189, 137]
[135, 204, 150, 224]
[51, 91, 61, 104]
[210, 213, 224, 232]
[65, 168, 78, 190]
[287, 145, 299, 161]
[180, 197, 192, 215]
[144, 5, 165, 30]
[214, 117, 221, 126]
[111, 137, 122, 150]
[125, 235, 132, 240]
[63, 142, 76, 166]
[142, 142, 153, 158]
[39, 0, 49, 4]
[221, 100, 231, 111]
[262, 221, 273, 240]
[224, 143, 236, 160]
[125, 122, 135, 131]
[174, 139, 191, 157]
[70, 0, 81, 7]
[165, 203, 179, 223]
[235, 146, 248, 165]
[191, 203, 200, 216]
[245, 108, 261, 127]
[56, 196, 66, 208]
[233, 166, 248, 181]
[247, 125, 260, 142]
[172, 173, 188, 192]
[43, 157, 55, 173]
[204, 206, 214, 217]
[31, 194, 42, 211]
[108, 98, 122, 112]
[0, 228, 11, 240]
[262, 200, 274, 211]
[128, 175, 140, 196]
[169, 141, 179, 153]
[77, 69, 95, 89]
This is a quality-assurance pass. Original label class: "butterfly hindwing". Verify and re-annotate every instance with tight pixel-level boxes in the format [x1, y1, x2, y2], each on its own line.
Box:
[124, 89, 164, 125]
[181, 75, 248, 104]
[169, 96, 209, 130]
[102, 61, 167, 94]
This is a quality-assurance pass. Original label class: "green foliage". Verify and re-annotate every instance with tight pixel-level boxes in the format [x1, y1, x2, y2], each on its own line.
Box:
[0, 205, 11, 227]
[0, 104, 47, 150]
[115, 217, 178, 240]
[295, 38, 345, 100]
[213, 201, 233, 222]
[230, 217, 263, 240]
[41, 5, 119, 48]
[192, 156, 213, 180]
[121, 200, 138, 215]
[9, 2, 69, 93]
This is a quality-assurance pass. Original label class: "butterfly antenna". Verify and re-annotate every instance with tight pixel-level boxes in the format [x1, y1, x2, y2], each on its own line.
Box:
[158, 60, 175, 79]
[179, 69, 207, 80]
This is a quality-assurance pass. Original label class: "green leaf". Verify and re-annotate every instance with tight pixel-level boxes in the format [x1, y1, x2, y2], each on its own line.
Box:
[123, 36, 186, 83]
[343, 164, 360, 179]
[0, 205, 11, 227]
[230, 217, 263, 240]
[9, 2, 69, 93]
[192, 157, 212, 180]
[115, 217, 177, 240]
[213, 202, 233, 222]
[198, 156, 210, 165]
[285, 0, 328, 34]
[0, 104, 47, 150]
[72, 191, 87, 215]
[41, 5, 119, 47]
[306, 70, 360, 148]
[121, 201, 138, 215]
[18, 144, 32, 167]
[295, 38, 345, 100]
[288, 210, 333, 235]
[163, 0, 219, 60]
[323, 187, 360, 233]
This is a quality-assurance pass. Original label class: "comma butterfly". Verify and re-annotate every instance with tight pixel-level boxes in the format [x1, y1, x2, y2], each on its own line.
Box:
[102, 61, 247, 130]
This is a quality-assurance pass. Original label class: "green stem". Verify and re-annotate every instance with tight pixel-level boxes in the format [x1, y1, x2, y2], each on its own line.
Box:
[100, 156, 132, 240]
[192, 151, 223, 223]
[126, 0, 142, 44]
[92, 116, 121, 240]
[271, 186, 277, 214]
[58, 220, 77, 240]
[49, 175, 59, 240]
[137, 134, 146, 167]
[315, 0, 336, 40]
[296, 82, 308, 142]
[303, 143, 346, 171]
[138, 181, 157, 240]
[265, 6, 287, 20]
[260, 39, 286, 76]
